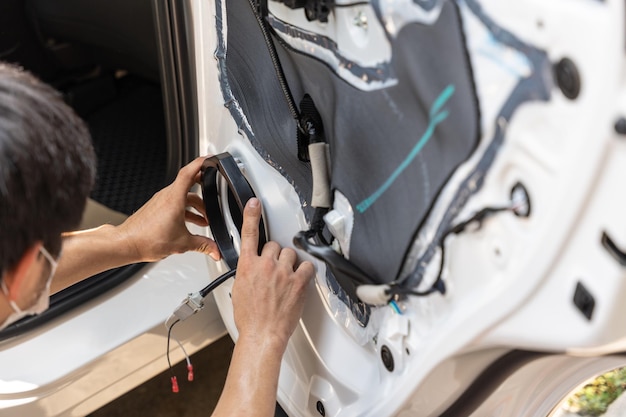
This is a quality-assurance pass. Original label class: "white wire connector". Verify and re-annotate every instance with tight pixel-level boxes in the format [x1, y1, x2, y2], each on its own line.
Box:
[356, 284, 392, 306]
[165, 291, 204, 328]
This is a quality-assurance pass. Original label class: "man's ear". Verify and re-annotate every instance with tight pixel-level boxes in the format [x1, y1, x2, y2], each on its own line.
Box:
[3, 243, 41, 302]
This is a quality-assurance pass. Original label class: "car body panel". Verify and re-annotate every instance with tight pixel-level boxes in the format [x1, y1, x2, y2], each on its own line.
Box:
[0, 246, 226, 416]
[190, 0, 626, 415]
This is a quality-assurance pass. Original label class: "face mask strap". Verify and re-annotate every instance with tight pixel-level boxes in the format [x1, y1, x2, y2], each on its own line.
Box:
[0, 279, 24, 315]
[39, 246, 58, 282]
[0, 245, 58, 329]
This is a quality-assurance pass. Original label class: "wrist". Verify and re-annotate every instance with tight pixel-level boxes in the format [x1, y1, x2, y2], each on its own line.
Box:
[237, 330, 290, 357]
[110, 222, 144, 263]
[83, 223, 143, 265]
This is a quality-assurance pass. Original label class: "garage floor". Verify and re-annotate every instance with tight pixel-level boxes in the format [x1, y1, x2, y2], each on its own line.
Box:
[88, 336, 234, 417]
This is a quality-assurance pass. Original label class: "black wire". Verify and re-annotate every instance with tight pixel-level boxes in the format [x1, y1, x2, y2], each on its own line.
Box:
[395, 205, 514, 297]
[447, 206, 511, 235]
[390, 279, 442, 297]
[428, 206, 512, 294]
[199, 268, 237, 298]
[166, 319, 181, 374]
[246, 0, 300, 121]
[242, 0, 505, 300]
[334, 1, 370, 7]
[165, 269, 235, 380]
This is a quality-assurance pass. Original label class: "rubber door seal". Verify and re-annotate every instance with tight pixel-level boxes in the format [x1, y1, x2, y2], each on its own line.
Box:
[201, 153, 267, 269]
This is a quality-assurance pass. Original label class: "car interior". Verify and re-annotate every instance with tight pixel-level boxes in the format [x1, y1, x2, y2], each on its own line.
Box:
[6, 0, 166, 217]
[0, 0, 196, 339]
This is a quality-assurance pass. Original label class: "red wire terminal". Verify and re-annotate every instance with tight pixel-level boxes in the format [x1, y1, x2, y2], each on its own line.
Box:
[187, 364, 194, 382]
[171, 376, 179, 393]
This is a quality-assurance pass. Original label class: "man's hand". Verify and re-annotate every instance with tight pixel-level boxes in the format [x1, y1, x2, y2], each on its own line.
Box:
[232, 198, 315, 353]
[211, 198, 314, 417]
[116, 156, 221, 262]
[54, 157, 221, 293]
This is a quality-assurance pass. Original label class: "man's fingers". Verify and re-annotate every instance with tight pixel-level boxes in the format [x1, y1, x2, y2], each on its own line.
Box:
[175, 156, 210, 189]
[185, 210, 209, 227]
[261, 241, 281, 258]
[186, 193, 207, 218]
[239, 198, 261, 257]
[190, 235, 221, 260]
[278, 247, 297, 267]
[295, 261, 315, 282]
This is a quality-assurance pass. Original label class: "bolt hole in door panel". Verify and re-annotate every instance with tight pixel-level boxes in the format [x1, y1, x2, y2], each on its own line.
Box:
[190, 0, 626, 415]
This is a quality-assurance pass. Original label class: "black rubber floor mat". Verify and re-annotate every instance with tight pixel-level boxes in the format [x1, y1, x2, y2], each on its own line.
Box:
[87, 80, 167, 215]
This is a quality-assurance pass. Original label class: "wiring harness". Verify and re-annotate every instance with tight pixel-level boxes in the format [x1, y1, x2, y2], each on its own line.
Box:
[164, 266, 237, 393]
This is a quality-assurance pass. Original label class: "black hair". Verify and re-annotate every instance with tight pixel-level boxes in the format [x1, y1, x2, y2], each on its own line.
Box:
[0, 62, 96, 273]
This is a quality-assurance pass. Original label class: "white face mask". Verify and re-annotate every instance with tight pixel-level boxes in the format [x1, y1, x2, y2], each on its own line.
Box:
[0, 246, 57, 330]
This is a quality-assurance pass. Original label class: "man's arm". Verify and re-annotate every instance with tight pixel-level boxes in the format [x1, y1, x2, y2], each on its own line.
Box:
[52, 157, 221, 293]
[211, 198, 315, 417]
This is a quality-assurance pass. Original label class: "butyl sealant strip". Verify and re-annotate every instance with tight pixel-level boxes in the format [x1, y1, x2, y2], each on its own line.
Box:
[212, 0, 551, 329]
[398, 0, 552, 289]
[326, 272, 385, 345]
[372, 0, 445, 37]
[214, 0, 369, 326]
[214, 0, 312, 219]
[266, 14, 396, 91]
[214, 0, 471, 327]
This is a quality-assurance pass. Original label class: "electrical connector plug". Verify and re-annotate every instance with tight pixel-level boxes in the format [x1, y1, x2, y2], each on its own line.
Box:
[171, 376, 179, 393]
[165, 291, 204, 328]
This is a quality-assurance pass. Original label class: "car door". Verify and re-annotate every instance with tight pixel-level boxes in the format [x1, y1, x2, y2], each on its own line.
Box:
[188, 0, 626, 415]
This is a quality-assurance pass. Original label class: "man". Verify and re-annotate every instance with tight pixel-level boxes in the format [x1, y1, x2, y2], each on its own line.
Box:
[0, 62, 314, 416]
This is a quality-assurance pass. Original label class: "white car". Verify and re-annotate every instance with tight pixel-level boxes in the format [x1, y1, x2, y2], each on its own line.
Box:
[2, 0, 626, 416]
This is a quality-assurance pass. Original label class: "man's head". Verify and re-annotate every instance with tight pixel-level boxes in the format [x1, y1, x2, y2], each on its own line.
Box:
[0, 62, 96, 326]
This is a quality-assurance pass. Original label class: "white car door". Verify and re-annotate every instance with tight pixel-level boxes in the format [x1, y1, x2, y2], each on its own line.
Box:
[189, 0, 626, 415]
